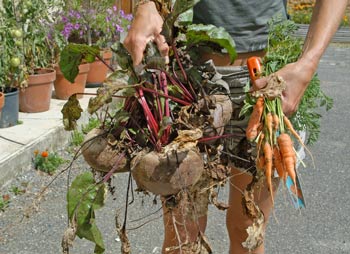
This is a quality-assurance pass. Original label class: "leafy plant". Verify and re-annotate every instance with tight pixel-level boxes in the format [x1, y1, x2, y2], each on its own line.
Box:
[70, 129, 85, 146]
[70, 117, 100, 146]
[82, 117, 101, 133]
[33, 150, 66, 174]
[0, 194, 10, 212]
[10, 186, 26, 195]
[288, 2, 314, 25]
[288, 2, 349, 26]
[0, 0, 61, 90]
[52, 0, 132, 49]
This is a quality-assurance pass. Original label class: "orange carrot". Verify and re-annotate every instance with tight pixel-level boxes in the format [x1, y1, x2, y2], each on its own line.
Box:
[246, 97, 264, 141]
[272, 113, 279, 132]
[273, 146, 285, 182]
[283, 115, 314, 166]
[277, 133, 296, 184]
[266, 112, 273, 144]
[256, 132, 265, 158]
[263, 142, 274, 204]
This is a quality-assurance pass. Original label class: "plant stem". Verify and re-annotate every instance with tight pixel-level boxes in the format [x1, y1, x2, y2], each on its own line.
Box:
[141, 86, 191, 106]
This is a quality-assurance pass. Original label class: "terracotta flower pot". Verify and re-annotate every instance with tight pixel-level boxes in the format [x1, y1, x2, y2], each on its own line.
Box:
[86, 50, 113, 87]
[0, 92, 4, 113]
[54, 63, 90, 100]
[19, 68, 56, 113]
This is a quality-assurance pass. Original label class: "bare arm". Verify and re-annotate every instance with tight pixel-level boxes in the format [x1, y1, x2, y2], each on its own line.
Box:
[300, 0, 348, 72]
[256, 0, 348, 115]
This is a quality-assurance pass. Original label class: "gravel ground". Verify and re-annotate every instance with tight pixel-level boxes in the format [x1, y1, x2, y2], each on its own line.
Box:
[0, 146, 229, 254]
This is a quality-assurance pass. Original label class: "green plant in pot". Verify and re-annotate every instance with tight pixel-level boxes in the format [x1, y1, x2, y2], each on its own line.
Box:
[53, 0, 133, 92]
[0, 0, 61, 115]
[0, 1, 22, 127]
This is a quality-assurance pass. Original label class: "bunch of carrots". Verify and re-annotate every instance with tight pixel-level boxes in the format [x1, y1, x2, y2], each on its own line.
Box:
[245, 57, 308, 203]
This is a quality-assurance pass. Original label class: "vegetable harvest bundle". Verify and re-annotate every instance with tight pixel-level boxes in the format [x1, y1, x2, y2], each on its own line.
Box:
[244, 57, 309, 205]
[59, 1, 238, 253]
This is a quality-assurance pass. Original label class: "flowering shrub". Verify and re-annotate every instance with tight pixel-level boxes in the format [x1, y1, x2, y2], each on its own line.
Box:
[33, 150, 66, 174]
[52, 5, 132, 49]
[288, 1, 349, 26]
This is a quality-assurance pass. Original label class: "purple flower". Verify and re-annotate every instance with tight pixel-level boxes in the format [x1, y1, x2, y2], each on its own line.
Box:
[125, 14, 133, 21]
[74, 23, 80, 30]
[61, 16, 68, 23]
[113, 5, 117, 12]
[61, 27, 71, 39]
[47, 31, 53, 40]
[115, 24, 124, 33]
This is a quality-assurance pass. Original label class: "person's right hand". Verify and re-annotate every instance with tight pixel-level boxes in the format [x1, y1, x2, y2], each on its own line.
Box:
[124, 2, 169, 66]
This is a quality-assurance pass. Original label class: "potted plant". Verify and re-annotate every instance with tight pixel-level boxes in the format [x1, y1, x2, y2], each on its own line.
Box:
[52, 0, 132, 94]
[84, 5, 133, 87]
[0, 0, 60, 116]
[0, 1, 21, 127]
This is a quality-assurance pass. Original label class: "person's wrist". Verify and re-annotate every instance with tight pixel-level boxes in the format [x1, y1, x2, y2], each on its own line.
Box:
[135, 1, 157, 13]
[297, 54, 319, 78]
[135, 0, 170, 19]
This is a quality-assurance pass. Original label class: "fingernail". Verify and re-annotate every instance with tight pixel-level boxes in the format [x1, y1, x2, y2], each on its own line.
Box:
[164, 56, 169, 64]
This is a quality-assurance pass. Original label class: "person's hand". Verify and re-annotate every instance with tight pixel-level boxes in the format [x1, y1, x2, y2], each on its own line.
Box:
[124, 2, 169, 66]
[254, 58, 316, 116]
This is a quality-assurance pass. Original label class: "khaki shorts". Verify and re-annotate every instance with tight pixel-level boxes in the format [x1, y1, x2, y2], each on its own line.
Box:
[214, 65, 257, 173]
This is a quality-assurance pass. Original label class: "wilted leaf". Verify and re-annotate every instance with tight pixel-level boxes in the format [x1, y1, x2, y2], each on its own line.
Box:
[61, 95, 83, 130]
[143, 43, 166, 70]
[186, 24, 237, 63]
[88, 70, 139, 114]
[111, 42, 133, 70]
[67, 172, 107, 254]
[59, 43, 100, 83]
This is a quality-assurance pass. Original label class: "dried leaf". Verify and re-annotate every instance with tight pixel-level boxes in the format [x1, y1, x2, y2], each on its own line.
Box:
[61, 95, 83, 131]
[87, 70, 139, 114]
[210, 190, 229, 211]
[241, 176, 265, 252]
[242, 214, 264, 251]
[115, 214, 131, 254]
[61, 222, 77, 254]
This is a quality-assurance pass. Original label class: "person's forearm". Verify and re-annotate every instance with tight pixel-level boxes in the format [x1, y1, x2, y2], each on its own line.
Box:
[300, 0, 348, 71]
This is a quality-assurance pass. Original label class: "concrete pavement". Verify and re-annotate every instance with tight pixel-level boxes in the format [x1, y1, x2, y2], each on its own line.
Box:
[0, 88, 96, 187]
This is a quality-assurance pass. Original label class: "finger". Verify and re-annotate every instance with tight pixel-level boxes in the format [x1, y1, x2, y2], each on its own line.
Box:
[250, 76, 268, 92]
[154, 34, 169, 63]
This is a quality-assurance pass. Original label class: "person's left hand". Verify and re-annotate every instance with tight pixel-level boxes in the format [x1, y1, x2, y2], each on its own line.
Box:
[254, 58, 316, 116]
